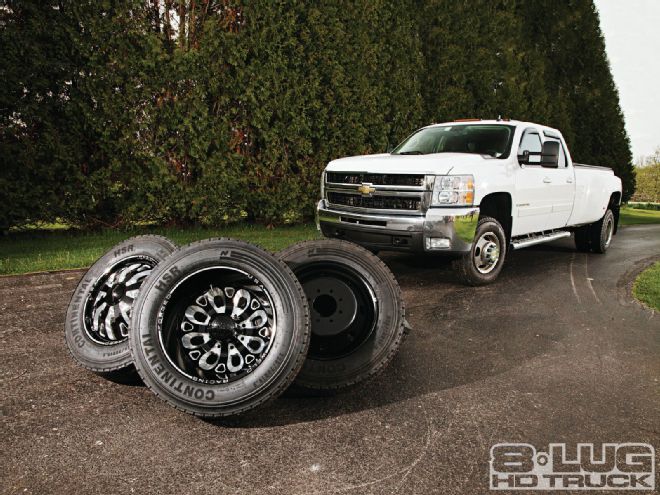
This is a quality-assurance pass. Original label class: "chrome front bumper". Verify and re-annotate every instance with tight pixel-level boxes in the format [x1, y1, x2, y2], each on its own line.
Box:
[317, 200, 479, 253]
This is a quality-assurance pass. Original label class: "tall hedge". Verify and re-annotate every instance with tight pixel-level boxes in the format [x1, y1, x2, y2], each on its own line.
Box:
[0, 0, 635, 229]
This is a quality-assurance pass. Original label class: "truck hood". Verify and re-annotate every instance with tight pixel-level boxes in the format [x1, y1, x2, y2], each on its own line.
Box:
[326, 152, 498, 176]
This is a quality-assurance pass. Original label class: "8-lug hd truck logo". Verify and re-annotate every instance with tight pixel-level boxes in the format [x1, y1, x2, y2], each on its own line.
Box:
[489, 443, 655, 490]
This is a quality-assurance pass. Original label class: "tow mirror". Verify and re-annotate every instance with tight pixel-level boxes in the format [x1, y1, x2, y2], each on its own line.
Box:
[540, 141, 560, 168]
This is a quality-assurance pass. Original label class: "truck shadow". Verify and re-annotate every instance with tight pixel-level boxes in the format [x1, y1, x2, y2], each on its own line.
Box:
[209, 242, 576, 428]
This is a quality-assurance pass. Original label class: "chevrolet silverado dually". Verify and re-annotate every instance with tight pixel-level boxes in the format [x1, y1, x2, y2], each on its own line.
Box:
[317, 119, 623, 285]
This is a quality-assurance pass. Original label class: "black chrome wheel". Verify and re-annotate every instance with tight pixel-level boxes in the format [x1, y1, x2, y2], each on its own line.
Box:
[129, 239, 310, 417]
[65, 235, 178, 374]
[298, 263, 377, 360]
[83, 256, 157, 345]
[158, 267, 276, 384]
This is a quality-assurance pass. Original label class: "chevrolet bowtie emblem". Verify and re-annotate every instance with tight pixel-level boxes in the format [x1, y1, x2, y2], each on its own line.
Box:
[357, 183, 376, 196]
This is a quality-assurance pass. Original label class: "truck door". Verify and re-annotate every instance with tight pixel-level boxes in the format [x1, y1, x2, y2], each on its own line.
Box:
[542, 135, 575, 228]
[513, 128, 555, 235]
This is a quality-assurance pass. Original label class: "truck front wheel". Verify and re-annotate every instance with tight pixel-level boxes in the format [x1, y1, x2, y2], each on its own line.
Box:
[453, 216, 507, 286]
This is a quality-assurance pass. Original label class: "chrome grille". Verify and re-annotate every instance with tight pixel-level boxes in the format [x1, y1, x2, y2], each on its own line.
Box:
[327, 192, 421, 211]
[326, 173, 424, 187]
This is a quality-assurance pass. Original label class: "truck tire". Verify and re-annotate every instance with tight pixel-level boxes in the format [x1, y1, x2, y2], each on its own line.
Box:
[64, 235, 177, 375]
[277, 239, 408, 392]
[590, 209, 615, 254]
[453, 216, 507, 286]
[573, 209, 615, 254]
[129, 239, 310, 417]
[574, 226, 592, 252]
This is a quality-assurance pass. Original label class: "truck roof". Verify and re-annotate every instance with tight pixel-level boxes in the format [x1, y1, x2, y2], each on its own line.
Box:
[424, 119, 562, 136]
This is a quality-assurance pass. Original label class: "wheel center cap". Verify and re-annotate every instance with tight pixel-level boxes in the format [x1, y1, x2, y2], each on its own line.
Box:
[111, 285, 126, 302]
[482, 242, 499, 263]
[208, 314, 236, 340]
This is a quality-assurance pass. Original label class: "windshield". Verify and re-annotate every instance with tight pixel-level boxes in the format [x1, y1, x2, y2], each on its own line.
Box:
[392, 124, 516, 158]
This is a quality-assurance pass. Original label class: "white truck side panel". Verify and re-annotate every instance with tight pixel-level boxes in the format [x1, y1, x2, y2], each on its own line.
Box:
[568, 167, 621, 226]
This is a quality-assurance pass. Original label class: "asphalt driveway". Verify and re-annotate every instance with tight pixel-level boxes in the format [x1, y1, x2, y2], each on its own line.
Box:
[1, 225, 658, 494]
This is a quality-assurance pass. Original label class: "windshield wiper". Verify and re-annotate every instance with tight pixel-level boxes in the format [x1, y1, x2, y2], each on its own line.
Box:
[398, 151, 424, 155]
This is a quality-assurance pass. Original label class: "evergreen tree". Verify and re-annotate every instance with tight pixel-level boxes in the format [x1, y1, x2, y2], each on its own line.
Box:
[519, 0, 635, 199]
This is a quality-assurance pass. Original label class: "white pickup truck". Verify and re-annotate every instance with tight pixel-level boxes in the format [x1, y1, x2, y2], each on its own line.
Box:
[317, 119, 623, 285]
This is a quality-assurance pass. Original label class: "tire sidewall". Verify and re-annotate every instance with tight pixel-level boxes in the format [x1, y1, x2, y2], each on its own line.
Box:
[64, 236, 176, 372]
[129, 241, 309, 416]
[278, 240, 405, 389]
[596, 209, 614, 252]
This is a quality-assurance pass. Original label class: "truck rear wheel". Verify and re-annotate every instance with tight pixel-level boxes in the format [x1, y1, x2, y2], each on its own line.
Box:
[64, 235, 177, 375]
[453, 216, 507, 286]
[573, 209, 615, 254]
[129, 239, 310, 417]
[590, 209, 615, 254]
[574, 227, 592, 252]
[277, 240, 408, 392]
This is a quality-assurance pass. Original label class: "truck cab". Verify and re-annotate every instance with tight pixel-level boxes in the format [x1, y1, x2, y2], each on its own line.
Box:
[317, 119, 623, 285]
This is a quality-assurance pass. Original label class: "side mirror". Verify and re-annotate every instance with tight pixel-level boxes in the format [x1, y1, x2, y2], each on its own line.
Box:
[540, 141, 560, 168]
[518, 150, 530, 165]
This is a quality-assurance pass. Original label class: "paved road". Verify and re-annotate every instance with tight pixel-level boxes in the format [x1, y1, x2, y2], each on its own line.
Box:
[1, 225, 658, 495]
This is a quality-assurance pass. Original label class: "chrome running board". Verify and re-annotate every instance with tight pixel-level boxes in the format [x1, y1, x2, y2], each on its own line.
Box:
[511, 230, 571, 250]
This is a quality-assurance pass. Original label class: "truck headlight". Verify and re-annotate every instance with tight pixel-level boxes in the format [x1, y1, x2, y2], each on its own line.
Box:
[432, 175, 474, 206]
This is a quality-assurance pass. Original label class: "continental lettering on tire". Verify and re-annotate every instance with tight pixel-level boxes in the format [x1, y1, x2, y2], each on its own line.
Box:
[140, 335, 215, 400]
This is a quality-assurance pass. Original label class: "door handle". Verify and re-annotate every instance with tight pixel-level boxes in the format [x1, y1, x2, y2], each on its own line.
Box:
[566, 178, 574, 183]
[543, 177, 552, 184]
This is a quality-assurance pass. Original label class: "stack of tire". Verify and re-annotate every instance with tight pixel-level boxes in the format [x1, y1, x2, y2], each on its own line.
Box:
[65, 236, 409, 417]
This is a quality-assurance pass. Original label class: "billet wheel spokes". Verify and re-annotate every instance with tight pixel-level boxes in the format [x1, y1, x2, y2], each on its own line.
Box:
[83, 256, 157, 345]
[162, 273, 276, 384]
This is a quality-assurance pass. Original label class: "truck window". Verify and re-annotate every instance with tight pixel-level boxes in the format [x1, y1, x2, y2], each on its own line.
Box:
[544, 137, 568, 168]
[391, 124, 515, 158]
[519, 130, 542, 164]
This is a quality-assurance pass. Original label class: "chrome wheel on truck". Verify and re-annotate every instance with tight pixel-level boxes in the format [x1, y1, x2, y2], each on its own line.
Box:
[454, 216, 507, 286]
[473, 231, 501, 274]
[65, 235, 177, 374]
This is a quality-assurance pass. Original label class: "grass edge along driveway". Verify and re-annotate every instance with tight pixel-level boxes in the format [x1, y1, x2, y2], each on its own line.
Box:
[633, 261, 660, 312]
[1, 206, 659, 276]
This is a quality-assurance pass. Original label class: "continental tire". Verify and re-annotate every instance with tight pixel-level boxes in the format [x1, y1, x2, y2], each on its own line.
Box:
[64, 235, 177, 375]
[129, 239, 310, 417]
[453, 216, 507, 286]
[277, 239, 407, 392]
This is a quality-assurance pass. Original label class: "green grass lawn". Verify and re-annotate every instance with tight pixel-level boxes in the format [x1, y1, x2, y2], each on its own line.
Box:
[0, 224, 320, 276]
[2, 206, 658, 276]
[619, 206, 660, 225]
[633, 262, 660, 312]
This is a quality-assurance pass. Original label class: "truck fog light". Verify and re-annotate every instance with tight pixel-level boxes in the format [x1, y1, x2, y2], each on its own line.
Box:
[425, 237, 451, 250]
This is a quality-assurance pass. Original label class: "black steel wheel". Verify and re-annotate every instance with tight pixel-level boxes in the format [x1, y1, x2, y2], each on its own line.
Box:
[278, 239, 408, 392]
[129, 239, 310, 417]
[65, 235, 177, 374]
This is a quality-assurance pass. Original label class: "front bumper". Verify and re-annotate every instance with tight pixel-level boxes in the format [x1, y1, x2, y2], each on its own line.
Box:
[317, 200, 479, 253]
